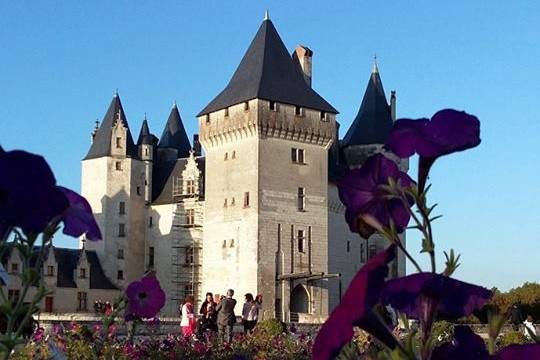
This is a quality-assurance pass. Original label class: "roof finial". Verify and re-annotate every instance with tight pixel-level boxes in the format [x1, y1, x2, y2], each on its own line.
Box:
[114, 88, 119, 97]
[264, 9, 269, 21]
[173, 99, 177, 108]
[144, 112, 147, 121]
[372, 54, 379, 73]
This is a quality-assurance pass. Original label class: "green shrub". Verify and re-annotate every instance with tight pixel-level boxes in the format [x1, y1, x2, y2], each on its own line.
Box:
[255, 318, 287, 337]
[498, 331, 529, 348]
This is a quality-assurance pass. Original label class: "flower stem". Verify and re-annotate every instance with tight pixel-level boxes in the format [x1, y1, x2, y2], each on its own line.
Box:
[394, 238, 422, 273]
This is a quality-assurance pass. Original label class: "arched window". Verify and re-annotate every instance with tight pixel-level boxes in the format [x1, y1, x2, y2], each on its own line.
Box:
[290, 285, 309, 313]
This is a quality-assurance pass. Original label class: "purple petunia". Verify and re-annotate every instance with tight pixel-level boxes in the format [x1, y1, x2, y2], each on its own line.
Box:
[58, 187, 101, 241]
[0, 149, 68, 236]
[313, 246, 398, 360]
[338, 153, 415, 238]
[125, 274, 166, 319]
[381, 272, 492, 320]
[385, 109, 480, 193]
[432, 326, 540, 360]
[0, 148, 101, 241]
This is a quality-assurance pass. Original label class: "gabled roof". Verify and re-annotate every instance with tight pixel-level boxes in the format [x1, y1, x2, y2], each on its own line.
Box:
[84, 94, 138, 160]
[342, 65, 393, 147]
[198, 18, 337, 116]
[137, 117, 154, 145]
[158, 104, 191, 158]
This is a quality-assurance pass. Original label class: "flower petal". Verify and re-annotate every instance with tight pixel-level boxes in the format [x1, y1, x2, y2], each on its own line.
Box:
[313, 246, 397, 359]
[58, 187, 101, 241]
[431, 326, 490, 360]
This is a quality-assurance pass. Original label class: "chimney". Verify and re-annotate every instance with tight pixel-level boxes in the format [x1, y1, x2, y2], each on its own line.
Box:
[390, 91, 396, 122]
[193, 134, 201, 156]
[292, 45, 313, 87]
[91, 120, 99, 143]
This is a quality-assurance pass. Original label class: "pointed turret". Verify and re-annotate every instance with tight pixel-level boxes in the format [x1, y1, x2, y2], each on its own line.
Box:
[137, 116, 154, 145]
[84, 93, 138, 160]
[342, 64, 393, 147]
[198, 17, 337, 116]
[158, 103, 191, 158]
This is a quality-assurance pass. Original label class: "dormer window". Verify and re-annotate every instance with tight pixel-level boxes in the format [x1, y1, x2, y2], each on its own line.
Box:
[243, 101, 249, 111]
[295, 106, 304, 117]
[79, 268, 86, 279]
[10, 263, 18, 274]
[116, 137, 122, 148]
[115, 161, 122, 171]
[186, 180, 195, 195]
[47, 265, 54, 277]
[321, 111, 328, 122]
[269, 101, 277, 111]
[224, 108, 229, 117]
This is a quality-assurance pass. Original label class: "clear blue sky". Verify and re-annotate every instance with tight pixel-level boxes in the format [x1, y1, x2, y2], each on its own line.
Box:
[1, 1, 538, 291]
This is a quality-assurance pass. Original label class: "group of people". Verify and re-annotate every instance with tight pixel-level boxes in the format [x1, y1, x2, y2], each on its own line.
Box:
[179, 289, 262, 343]
[93, 300, 112, 315]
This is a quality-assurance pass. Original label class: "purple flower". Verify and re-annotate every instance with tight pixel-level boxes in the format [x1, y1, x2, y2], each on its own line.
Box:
[58, 187, 101, 241]
[0, 149, 68, 236]
[338, 154, 414, 238]
[126, 274, 166, 319]
[385, 109, 480, 193]
[497, 344, 540, 359]
[313, 246, 398, 360]
[432, 326, 540, 360]
[381, 273, 492, 320]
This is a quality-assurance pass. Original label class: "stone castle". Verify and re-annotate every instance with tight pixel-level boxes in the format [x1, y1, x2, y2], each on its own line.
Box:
[3, 15, 407, 322]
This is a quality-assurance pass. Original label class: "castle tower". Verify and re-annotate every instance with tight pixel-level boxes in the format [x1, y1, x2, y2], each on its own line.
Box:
[81, 93, 146, 286]
[339, 62, 407, 277]
[137, 116, 155, 203]
[197, 15, 338, 321]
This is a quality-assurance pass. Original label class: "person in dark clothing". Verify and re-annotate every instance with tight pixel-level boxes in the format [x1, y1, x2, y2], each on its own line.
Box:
[216, 289, 237, 343]
[510, 303, 524, 331]
[197, 292, 218, 339]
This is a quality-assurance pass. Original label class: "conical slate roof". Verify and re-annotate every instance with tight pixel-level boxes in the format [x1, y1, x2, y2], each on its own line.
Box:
[342, 65, 392, 147]
[198, 18, 337, 116]
[158, 104, 191, 158]
[137, 117, 154, 145]
[84, 94, 138, 160]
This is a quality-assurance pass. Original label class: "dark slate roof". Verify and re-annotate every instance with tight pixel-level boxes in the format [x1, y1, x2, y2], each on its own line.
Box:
[137, 118, 154, 145]
[158, 105, 191, 158]
[152, 156, 206, 205]
[198, 19, 337, 116]
[342, 66, 393, 147]
[84, 94, 138, 160]
[86, 251, 117, 290]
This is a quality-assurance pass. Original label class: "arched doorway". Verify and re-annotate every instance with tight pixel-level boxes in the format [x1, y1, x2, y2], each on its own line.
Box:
[290, 284, 309, 313]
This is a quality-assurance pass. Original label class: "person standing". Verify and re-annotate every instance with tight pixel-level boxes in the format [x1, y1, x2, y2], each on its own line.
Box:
[216, 289, 236, 343]
[241, 293, 260, 334]
[523, 315, 537, 339]
[180, 296, 196, 338]
[197, 292, 217, 338]
[510, 303, 524, 331]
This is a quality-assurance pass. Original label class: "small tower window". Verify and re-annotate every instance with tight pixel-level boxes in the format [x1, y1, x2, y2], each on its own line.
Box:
[295, 106, 303, 116]
[148, 247, 155, 267]
[243, 101, 249, 111]
[346, 241, 350, 253]
[321, 111, 328, 122]
[136, 186, 141, 195]
[205, 114, 210, 123]
[148, 216, 153, 228]
[77, 292, 87, 311]
[224, 198, 228, 207]
[145, 148, 149, 156]
[47, 266, 54, 277]
[231, 197, 235, 206]
[224, 108, 229, 117]
[115, 161, 122, 171]
[116, 137, 122, 148]
[186, 180, 195, 195]
[10, 263, 18, 274]
[269, 101, 277, 111]
[185, 209, 195, 226]
[117, 248, 124, 259]
[117, 270, 124, 280]
[232, 150, 236, 159]
[243, 192, 250, 207]
[230, 239, 235, 247]
[79, 268, 86, 279]
[185, 247, 194, 264]
[118, 224, 126, 237]
[119, 201, 125, 215]
[224, 152, 228, 161]
[297, 230, 305, 253]
[297, 187, 305, 211]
